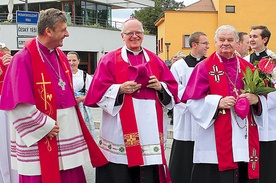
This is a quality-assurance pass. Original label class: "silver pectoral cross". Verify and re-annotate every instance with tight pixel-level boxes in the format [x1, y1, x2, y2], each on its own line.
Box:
[58, 78, 66, 90]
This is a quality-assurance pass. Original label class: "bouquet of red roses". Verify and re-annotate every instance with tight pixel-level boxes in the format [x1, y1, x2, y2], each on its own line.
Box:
[235, 55, 276, 119]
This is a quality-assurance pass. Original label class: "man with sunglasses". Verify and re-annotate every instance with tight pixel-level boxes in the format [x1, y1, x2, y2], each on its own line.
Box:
[84, 18, 179, 183]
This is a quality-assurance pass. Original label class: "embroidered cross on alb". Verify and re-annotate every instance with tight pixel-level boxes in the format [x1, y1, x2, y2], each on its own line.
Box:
[209, 65, 224, 82]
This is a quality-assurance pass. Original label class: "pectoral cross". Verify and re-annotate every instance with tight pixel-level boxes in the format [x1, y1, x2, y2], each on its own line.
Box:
[58, 78, 66, 90]
[233, 87, 239, 97]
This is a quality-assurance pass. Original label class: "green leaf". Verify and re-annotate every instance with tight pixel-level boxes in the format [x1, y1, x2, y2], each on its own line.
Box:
[241, 66, 275, 96]
[248, 81, 257, 92]
[254, 87, 276, 95]
[253, 60, 259, 66]
[253, 69, 260, 84]
[244, 67, 253, 84]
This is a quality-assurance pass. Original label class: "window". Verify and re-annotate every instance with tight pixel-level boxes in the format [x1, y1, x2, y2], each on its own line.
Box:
[28, 3, 39, 12]
[226, 6, 235, 13]
[40, 2, 62, 11]
[158, 40, 161, 53]
[85, 2, 97, 25]
[97, 4, 108, 26]
[160, 38, 163, 52]
[183, 35, 190, 48]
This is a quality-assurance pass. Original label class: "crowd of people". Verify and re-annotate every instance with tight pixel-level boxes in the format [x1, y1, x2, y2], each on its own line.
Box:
[0, 7, 276, 183]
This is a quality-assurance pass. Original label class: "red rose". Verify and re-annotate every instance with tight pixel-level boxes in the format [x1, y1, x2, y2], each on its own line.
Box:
[258, 57, 274, 74]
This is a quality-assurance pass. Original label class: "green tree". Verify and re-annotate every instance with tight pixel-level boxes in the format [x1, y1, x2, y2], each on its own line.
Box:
[131, 0, 185, 35]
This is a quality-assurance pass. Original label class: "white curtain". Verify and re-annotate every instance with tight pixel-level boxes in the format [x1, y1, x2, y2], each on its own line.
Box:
[7, 0, 14, 22]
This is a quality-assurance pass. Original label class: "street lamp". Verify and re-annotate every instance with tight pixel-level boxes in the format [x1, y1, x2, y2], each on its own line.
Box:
[165, 42, 171, 61]
[164, 42, 171, 67]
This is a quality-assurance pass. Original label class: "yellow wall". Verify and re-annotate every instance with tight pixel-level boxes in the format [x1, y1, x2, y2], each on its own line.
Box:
[158, 11, 218, 59]
[157, 0, 276, 60]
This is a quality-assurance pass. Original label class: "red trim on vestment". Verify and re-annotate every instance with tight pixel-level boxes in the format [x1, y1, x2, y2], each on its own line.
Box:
[239, 59, 260, 179]
[205, 53, 259, 179]
[0, 51, 7, 94]
[205, 53, 238, 171]
[115, 50, 144, 166]
[25, 38, 60, 183]
[25, 38, 107, 183]
[115, 48, 171, 182]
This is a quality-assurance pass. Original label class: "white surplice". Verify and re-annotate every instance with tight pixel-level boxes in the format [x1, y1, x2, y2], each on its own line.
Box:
[186, 95, 267, 164]
[6, 104, 90, 176]
[170, 58, 198, 141]
[0, 108, 18, 183]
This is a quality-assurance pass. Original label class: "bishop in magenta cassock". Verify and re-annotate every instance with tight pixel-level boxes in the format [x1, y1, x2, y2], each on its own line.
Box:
[84, 18, 179, 183]
[0, 8, 107, 183]
[182, 25, 267, 183]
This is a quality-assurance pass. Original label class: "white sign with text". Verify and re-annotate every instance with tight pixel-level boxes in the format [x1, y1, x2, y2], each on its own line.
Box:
[17, 24, 37, 37]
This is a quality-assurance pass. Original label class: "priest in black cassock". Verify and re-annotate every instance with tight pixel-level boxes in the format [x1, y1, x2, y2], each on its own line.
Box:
[169, 31, 209, 183]
[245, 25, 276, 183]
[244, 25, 271, 64]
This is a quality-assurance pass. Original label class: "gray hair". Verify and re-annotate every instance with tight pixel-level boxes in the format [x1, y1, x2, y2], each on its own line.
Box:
[37, 8, 67, 36]
[214, 25, 239, 42]
[121, 18, 144, 33]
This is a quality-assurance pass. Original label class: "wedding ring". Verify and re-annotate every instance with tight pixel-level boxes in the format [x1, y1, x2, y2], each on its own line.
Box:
[227, 102, 231, 105]
[132, 88, 135, 92]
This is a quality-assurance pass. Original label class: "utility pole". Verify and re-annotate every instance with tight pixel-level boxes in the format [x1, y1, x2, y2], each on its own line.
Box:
[19, 0, 28, 11]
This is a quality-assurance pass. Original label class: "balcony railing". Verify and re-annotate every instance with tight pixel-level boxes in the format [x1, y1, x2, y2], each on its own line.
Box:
[0, 12, 124, 30]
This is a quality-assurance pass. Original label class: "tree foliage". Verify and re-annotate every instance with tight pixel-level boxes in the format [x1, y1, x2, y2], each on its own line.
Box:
[131, 0, 185, 35]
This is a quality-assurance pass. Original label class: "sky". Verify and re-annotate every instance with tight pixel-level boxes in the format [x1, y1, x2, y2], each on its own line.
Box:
[112, 0, 199, 22]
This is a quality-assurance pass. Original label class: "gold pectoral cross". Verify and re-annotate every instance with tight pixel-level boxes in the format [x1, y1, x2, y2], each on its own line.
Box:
[233, 87, 239, 97]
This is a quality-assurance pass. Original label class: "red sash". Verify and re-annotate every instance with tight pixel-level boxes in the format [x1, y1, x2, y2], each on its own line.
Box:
[115, 49, 171, 182]
[205, 53, 259, 179]
[25, 38, 107, 183]
[0, 51, 7, 94]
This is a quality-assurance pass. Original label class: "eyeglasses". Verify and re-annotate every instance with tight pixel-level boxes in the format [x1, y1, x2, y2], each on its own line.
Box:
[123, 31, 144, 37]
[197, 42, 210, 45]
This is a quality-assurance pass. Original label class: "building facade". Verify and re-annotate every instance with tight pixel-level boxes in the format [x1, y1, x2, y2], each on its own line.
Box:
[156, 0, 276, 60]
[0, 0, 155, 74]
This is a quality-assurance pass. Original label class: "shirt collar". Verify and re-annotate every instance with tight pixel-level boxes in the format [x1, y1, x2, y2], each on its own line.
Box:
[255, 48, 266, 56]
[121, 45, 150, 63]
[126, 47, 143, 56]
[36, 37, 55, 54]
[191, 53, 204, 61]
